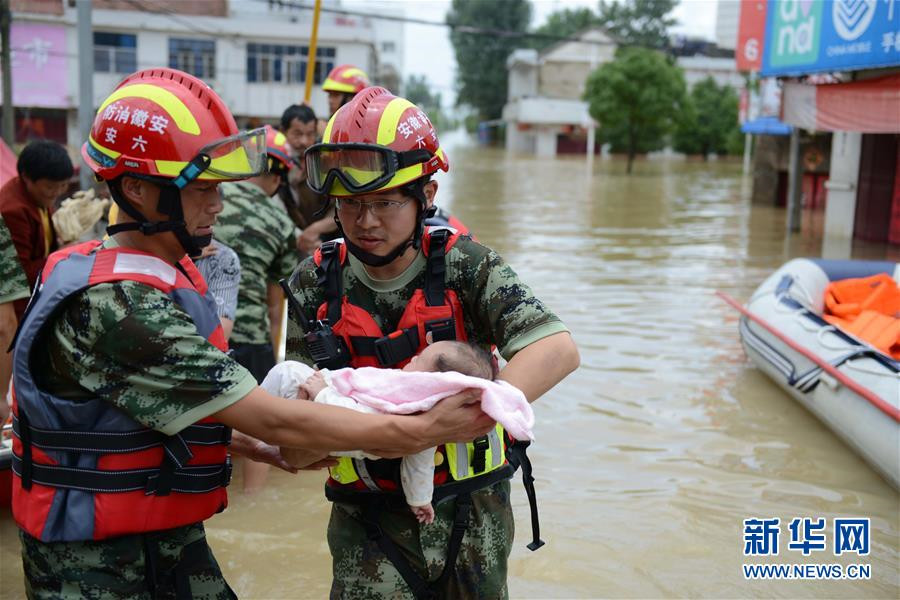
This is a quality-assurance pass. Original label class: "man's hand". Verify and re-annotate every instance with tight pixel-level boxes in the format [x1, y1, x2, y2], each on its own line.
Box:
[370, 390, 494, 458]
[298, 226, 323, 255]
[241, 438, 299, 473]
[280, 447, 339, 470]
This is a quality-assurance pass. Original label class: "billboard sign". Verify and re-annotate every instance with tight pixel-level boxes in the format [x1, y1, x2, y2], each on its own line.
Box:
[761, 0, 900, 76]
[0, 23, 71, 108]
[737, 0, 768, 71]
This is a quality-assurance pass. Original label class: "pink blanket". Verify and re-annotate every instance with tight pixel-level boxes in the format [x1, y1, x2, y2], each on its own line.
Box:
[329, 367, 534, 441]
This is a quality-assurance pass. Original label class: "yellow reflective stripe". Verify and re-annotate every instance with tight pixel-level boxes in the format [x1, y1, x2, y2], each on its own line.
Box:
[322, 115, 336, 144]
[89, 135, 121, 159]
[376, 98, 417, 146]
[342, 67, 366, 80]
[272, 131, 287, 147]
[329, 457, 359, 484]
[380, 164, 424, 192]
[323, 78, 357, 94]
[97, 83, 200, 135]
[446, 424, 506, 481]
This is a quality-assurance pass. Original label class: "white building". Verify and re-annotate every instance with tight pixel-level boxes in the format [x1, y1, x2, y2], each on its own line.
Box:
[715, 0, 740, 50]
[7, 0, 401, 150]
[676, 55, 745, 91]
[502, 27, 616, 157]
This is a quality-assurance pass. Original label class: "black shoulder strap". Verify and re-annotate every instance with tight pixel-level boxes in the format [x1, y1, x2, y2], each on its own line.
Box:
[316, 241, 344, 325]
[424, 228, 449, 307]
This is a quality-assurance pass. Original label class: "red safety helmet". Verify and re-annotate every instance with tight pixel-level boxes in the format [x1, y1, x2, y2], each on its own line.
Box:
[305, 86, 449, 197]
[322, 65, 370, 95]
[82, 68, 266, 184]
[82, 68, 266, 256]
[264, 124, 294, 173]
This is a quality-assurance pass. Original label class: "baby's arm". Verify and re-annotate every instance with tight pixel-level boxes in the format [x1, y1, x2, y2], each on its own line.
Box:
[313, 387, 380, 459]
[400, 448, 436, 508]
[260, 361, 317, 399]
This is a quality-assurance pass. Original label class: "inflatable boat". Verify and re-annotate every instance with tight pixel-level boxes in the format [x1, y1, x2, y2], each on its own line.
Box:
[723, 259, 900, 490]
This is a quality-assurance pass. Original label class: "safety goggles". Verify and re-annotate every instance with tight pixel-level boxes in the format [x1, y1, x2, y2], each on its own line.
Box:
[173, 127, 268, 188]
[305, 143, 432, 195]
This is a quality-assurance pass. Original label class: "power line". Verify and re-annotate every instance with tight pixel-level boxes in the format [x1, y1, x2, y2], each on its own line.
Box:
[258, 0, 616, 47]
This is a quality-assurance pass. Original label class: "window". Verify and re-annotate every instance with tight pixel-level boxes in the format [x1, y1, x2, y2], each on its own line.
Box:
[169, 38, 216, 80]
[381, 41, 395, 54]
[94, 32, 137, 74]
[246, 43, 335, 85]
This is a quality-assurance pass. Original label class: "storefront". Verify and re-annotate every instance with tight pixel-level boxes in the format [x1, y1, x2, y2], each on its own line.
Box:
[759, 0, 900, 246]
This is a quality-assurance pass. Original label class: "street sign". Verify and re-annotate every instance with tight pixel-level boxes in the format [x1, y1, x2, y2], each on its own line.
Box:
[737, 0, 768, 71]
[761, 0, 900, 76]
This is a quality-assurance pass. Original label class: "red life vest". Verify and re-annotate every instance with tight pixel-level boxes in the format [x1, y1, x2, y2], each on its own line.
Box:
[311, 228, 510, 495]
[313, 227, 467, 370]
[11, 241, 232, 542]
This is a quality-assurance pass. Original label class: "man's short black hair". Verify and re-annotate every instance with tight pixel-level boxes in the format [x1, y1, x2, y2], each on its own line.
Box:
[281, 105, 317, 130]
[17, 140, 74, 182]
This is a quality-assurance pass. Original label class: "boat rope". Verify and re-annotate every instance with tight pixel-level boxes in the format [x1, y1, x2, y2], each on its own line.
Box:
[717, 291, 900, 423]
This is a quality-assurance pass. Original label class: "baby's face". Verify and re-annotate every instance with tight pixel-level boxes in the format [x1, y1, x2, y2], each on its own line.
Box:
[403, 341, 452, 372]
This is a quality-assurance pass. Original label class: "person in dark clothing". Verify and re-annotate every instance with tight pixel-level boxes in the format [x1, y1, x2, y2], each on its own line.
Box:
[0, 140, 73, 319]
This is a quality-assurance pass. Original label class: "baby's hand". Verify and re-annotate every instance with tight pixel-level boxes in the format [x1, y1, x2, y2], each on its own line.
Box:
[411, 503, 435, 525]
[300, 370, 327, 399]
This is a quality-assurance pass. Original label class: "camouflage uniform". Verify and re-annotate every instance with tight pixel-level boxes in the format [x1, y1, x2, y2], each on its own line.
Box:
[286, 235, 568, 599]
[0, 215, 30, 304]
[215, 181, 301, 346]
[21, 237, 256, 598]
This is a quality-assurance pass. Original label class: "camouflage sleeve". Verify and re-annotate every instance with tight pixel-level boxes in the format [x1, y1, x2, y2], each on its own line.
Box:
[0, 215, 30, 304]
[44, 281, 257, 436]
[268, 214, 303, 283]
[284, 256, 323, 367]
[454, 239, 569, 361]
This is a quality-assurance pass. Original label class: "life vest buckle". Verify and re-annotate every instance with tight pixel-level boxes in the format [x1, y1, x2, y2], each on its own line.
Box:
[471, 435, 490, 473]
[425, 317, 456, 343]
[373, 327, 419, 367]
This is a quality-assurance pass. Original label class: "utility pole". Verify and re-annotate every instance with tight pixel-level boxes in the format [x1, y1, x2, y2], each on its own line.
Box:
[77, 0, 93, 190]
[1, 0, 13, 147]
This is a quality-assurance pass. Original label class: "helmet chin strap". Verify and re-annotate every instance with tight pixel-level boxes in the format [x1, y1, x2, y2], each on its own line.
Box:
[335, 179, 436, 268]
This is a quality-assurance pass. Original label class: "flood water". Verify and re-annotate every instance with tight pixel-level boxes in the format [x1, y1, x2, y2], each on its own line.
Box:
[2, 136, 898, 598]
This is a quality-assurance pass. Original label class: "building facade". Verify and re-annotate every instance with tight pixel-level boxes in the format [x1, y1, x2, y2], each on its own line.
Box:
[4, 0, 402, 149]
[502, 27, 616, 157]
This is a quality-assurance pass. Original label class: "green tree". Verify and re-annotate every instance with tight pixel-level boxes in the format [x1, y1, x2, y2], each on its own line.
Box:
[597, 0, 677, 49]
[404, 74, 455, 132]
[673, 77, 740, 157]
[530, 7, 601, 51]
[447, 0, 532, 121]
[583, 47, 686, 173]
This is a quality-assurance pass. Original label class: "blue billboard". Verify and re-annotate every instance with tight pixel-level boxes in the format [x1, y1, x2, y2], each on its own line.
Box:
[761, 0, 900, 76]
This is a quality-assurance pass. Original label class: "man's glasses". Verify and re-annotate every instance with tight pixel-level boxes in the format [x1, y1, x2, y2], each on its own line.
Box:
[335, 197, 411, 217]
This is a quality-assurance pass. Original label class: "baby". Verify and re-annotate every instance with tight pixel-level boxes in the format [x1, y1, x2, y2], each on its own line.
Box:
[261, 341, 533, 524]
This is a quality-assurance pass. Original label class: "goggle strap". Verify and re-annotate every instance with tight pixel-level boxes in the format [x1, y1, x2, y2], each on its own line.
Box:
[396, 148, 432, 168]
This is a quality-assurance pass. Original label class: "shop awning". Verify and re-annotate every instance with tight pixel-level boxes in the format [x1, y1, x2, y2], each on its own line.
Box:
[741, 116, 792, 135]
[782, 74, 900, 133]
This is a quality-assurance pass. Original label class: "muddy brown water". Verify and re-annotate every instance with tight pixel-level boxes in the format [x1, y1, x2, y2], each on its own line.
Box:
[2, 137, 898, 598]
